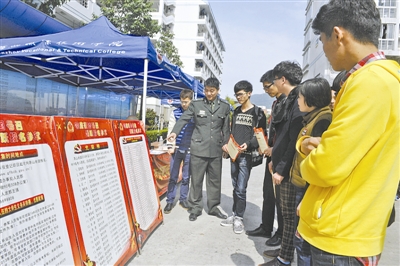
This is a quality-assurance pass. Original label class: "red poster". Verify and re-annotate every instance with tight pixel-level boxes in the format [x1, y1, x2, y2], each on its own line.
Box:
[0, 114, 78, 265]
[53, 116, 137, 265]
[112, 119, 163, 249]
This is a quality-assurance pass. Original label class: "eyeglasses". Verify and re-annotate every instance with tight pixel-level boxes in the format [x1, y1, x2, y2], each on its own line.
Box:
[263, 83, 274, 90]
[234, 92, 247, 98]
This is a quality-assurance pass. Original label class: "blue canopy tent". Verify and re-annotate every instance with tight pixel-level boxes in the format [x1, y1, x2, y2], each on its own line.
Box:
[0, 16, 204, 121]
[0, 0, 71, 37]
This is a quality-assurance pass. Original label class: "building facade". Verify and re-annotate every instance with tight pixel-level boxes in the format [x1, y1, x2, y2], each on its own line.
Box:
[302, 0, 400, 82]
[150, 0, 225, 85]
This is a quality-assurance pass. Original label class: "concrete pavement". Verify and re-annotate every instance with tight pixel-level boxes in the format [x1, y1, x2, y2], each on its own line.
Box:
[128, 159, 400, 266]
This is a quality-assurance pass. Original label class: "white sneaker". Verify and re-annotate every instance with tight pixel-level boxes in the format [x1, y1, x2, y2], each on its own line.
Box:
[233, 217, 244, 234]
[220, 215, 235, 227]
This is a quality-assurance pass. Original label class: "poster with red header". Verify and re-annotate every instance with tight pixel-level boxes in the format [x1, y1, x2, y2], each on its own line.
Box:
[0, 114, 77, 265]
[53, 116, 137, 265]
[112, 119, 163, 249]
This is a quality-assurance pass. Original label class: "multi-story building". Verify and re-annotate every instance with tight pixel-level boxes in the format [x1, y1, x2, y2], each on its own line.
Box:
[53, 0, 102, 28]
[151, 0, 225, 85]
[302, 0, 400, 82]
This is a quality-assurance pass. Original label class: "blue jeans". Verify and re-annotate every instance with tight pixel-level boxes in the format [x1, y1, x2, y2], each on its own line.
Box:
[166, 150, 190, 203]
[230, 153, 252, 218]
[310, 245, 364, 266]
[294, 186, 311, 266]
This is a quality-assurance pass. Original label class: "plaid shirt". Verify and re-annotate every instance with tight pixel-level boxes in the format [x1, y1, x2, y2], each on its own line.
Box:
[342, 51, 386, 266]
[341, 51, 386, 85]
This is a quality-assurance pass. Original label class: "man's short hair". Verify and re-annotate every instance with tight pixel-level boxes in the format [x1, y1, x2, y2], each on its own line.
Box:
[234, 80, 253, 94]
[273, 61, 303, 86]
[180, 89, 194, 99]
[260, 70, 274, 83]
[312, 0, 381, 47]
[298, 78, 332, 109]
[331, 70, 347, 93]
[204, 77, 220, 89]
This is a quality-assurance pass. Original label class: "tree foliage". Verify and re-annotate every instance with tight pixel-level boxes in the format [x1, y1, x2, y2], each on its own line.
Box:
[98, 0, 160, 37]
[154, 28, 183, 67]
[225, 96, 238, 109]
[23, 0, 67, 17]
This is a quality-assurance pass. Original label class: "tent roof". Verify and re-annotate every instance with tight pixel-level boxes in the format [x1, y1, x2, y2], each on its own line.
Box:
[0, 0, 71, 38]
[0, 16, 204, 99]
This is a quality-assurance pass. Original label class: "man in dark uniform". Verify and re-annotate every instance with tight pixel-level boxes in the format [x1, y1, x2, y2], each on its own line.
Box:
[167, 77, 231, 222]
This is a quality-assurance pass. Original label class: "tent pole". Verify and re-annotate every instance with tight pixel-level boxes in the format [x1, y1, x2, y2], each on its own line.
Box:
[142, 59, 149, 125]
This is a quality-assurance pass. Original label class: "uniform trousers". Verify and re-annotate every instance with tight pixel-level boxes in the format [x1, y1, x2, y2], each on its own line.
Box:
[188, 154, 222, 215]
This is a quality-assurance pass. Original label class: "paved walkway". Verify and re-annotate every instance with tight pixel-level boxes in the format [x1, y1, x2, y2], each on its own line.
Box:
[128, 160, 400, 266]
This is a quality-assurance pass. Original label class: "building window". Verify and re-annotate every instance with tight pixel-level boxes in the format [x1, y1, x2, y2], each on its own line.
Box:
[78, 0, 88, 8]
[379, 23, 395, 50]
[379, 7, 397, 18]
[378, 0, 396, 7]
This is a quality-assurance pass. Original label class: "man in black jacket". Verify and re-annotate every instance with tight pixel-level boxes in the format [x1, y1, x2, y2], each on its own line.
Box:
[246, 70, 285, 247]
[260, 61, 304, 266]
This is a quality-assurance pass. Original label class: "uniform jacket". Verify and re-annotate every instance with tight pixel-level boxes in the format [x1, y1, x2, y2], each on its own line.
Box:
[172, 97, 230, 158]
[298, 60, 400, 257]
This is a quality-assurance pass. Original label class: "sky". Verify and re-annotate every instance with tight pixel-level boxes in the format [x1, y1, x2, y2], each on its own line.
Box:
[207, 0, 307, 98]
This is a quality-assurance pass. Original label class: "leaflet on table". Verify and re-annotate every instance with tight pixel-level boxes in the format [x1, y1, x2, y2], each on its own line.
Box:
[254, 127, 269, 152]
[227, 134, 240, 162]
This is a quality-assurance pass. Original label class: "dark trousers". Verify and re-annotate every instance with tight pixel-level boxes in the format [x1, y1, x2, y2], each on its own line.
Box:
[279, 181, 296, 262]
[166, 150, 191, 204]
[294, 186, 311, 266]
[230, 153, 252, 218]
[188, 154, 222, 215]
[261, 157, 283, 236]
[310, 246, 370, 266]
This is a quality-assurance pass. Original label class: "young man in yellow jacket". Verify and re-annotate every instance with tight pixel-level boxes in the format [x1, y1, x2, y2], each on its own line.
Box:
[297, 0, 400, 265]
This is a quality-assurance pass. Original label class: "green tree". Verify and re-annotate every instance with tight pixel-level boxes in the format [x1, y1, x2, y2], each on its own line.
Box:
[98, 0, 160, 37]
[22, 0, 67, 17]
[225, 96, 238, 109]
[154, 28, 183, 67]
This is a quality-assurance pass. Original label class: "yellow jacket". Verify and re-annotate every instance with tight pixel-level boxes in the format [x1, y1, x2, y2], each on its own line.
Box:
[297, 60, 400, 256]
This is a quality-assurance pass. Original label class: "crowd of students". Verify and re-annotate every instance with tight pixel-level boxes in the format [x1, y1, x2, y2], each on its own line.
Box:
[164, 1, 399, 265]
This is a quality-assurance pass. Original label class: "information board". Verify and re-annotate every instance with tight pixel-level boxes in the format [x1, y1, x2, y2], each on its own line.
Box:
[0, 114, 77, 265]
[112, 119, 163, 249]
[53, 116, 137, 265]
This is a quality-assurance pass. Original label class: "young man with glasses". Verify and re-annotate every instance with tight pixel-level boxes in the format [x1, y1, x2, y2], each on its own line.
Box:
[246, 70, 285, 247]
[296, 0, 399, 265]
[260, 61, 304, 266]
[219, 80, 266, 234]
[168, 77, 231, 222]
[164, 89, 195, 214]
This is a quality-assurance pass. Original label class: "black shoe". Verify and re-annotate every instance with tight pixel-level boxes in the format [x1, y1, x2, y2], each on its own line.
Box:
[189, 213, 200, 221]
[179, 200, 190, 209]
[262, 248, 280, 258]
[209, 208, 227, 219]
[164, 203, 173, 214]
[259, 257, 290, 266]
[246, 226, 272, 238]
[265, 234, 282, 246]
